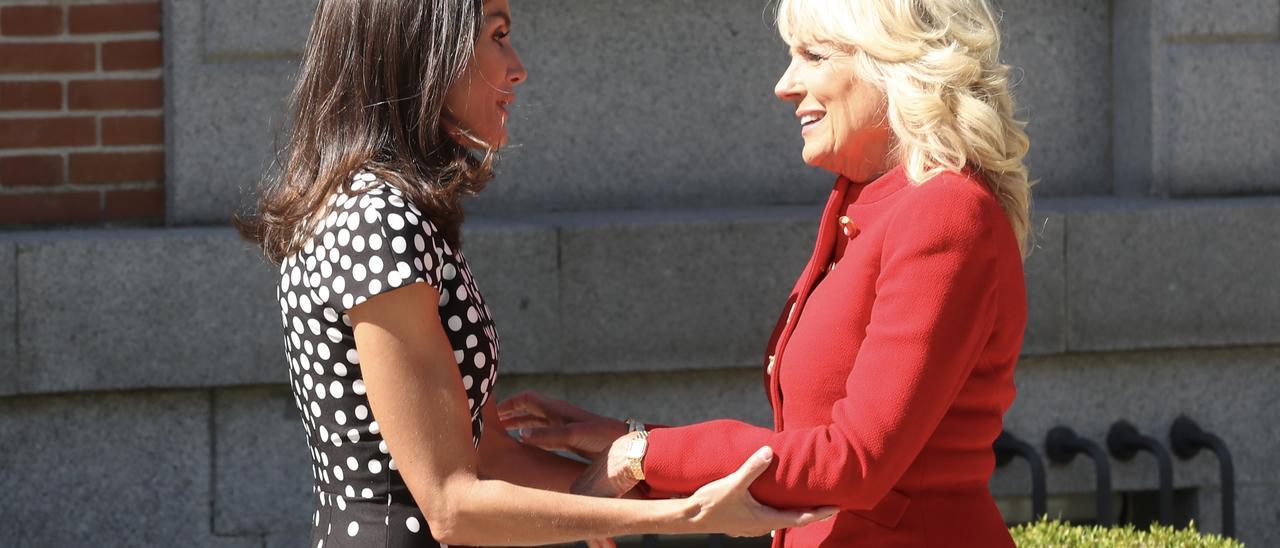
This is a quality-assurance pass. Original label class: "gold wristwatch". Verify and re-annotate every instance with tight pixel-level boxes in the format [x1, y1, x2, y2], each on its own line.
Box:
[624, 419, 648, 481]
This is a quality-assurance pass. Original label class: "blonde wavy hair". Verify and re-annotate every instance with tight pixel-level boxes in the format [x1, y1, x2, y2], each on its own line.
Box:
[777, 0, 1034, 256]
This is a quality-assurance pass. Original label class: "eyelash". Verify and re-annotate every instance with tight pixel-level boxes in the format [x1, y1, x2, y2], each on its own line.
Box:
[801, 50, 827, 62]
[495, 29, 510, 42]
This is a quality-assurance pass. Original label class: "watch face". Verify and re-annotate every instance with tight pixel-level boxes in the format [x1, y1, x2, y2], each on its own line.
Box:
[627, 437, 648, 459]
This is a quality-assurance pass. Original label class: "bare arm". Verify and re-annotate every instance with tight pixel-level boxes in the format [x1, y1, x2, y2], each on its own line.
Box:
[350, 282, 832, 546]
[477, 396, 587, 492]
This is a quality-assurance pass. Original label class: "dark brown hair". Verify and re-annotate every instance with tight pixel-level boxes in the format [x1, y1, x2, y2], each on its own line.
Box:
[237, 0, 490, 264]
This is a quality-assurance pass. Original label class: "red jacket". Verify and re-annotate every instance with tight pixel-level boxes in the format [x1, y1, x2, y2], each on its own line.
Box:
[642, 167, 1026, 547]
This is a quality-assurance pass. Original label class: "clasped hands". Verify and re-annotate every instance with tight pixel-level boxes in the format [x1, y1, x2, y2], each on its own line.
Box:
[498, 390, 837, 544]
[497, 390, 639, 498]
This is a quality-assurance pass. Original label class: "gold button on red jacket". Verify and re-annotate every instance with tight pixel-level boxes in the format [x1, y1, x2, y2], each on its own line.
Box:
[643, 166, 1027, 547]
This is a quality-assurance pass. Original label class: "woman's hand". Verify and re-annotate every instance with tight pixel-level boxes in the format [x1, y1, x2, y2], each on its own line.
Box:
[570, 432, 639, 498]
[683, 446, 839, 537]
[498, 390, 627, 460]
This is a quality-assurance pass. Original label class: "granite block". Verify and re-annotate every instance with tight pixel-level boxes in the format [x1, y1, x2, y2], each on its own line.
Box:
[555, 207, 819, 374]
[0, 241, 15, 396]
[1165, 42, 1280, 196]
[1065, 198, 1280, 351]
[1164, 0, 1280, 38]
[15, 228, 284, 393]
[1111, 0, 1156, 196]
[1021, 210, 1066, 355]
[1233, 483, 1280, 547]
[213, 386, 313, 536]
[165, 0, 299, 224]
[0, 391, 256, 548]
[203, 0, 313, 59]
[997, 0, 1112, 196]
[460, 218, 560, 374]
[476, 0, 831, 214]
[265, 529, 312, 548]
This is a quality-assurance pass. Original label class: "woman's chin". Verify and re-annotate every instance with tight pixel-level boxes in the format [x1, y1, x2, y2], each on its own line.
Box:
[800, 148, 836, 173]
[800, 148, 822, 167]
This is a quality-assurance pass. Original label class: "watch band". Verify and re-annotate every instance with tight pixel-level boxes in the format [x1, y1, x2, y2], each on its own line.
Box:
[625, 430, 649, 481]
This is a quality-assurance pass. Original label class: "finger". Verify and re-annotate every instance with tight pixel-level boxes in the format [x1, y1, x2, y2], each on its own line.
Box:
[497, 390, 549, 420]
[499, 414, 551, 430]
[727, 446, 774, 490]
[518, 426, 575, 449]
[495, 391, 526, 415]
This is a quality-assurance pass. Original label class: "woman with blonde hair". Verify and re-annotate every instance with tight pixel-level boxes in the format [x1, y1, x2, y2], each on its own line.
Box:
[501, 0, 1032, 545]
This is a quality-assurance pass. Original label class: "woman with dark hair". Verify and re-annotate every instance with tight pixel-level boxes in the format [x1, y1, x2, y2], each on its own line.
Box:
[237, 1, 834, 546]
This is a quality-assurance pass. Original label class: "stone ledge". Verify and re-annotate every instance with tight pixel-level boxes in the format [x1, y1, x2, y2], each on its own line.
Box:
[11, 227, 281, 394]
[1062, 196, 1280, 351]
[1, 197, 1277, 395]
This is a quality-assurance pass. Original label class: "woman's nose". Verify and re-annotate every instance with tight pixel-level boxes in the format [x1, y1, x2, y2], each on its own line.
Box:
[509, 52, 527, 85]
[774, 59, 801, 102]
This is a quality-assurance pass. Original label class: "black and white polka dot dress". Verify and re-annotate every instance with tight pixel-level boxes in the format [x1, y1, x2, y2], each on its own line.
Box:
[277, 171, 499, 547]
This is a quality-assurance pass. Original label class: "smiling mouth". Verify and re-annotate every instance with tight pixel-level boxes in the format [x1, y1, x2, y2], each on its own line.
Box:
[800, 113, 825, 133]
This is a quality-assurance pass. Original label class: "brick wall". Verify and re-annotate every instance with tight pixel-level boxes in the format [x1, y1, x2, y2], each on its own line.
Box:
[0, 1, 163, 226]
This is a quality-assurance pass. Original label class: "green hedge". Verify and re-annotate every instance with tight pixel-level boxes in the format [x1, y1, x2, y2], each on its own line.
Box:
[1010, 517, 1243, 547]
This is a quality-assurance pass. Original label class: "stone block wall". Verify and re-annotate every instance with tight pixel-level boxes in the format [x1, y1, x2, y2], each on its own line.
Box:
[0, 1, 164, 226]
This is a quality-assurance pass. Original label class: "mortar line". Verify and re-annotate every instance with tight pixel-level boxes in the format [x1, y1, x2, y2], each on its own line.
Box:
[12, 244, 19, 388]
[208, 388, 218, 537]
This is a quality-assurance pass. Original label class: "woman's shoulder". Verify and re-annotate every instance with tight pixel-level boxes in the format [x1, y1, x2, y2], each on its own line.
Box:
[903, 168, 998, 208]
[318, 172, 437, 235]
[885, 168, 1007, 244]
[293, 171, 453, 312]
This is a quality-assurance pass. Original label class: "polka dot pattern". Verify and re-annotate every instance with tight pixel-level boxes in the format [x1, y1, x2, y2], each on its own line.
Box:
[283, 172, 500, 546]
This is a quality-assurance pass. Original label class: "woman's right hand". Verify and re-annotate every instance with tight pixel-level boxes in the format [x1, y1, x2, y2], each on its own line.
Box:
[497, 390, 627, 460]
[682, 446, 838, 538]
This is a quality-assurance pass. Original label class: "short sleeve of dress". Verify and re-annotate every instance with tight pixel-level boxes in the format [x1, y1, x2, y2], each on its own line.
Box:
[302, 172, 447, 314]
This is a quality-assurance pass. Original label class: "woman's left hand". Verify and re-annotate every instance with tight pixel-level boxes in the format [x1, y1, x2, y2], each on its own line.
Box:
[570, 433, 639, 498]
[499, 390, 627, 460]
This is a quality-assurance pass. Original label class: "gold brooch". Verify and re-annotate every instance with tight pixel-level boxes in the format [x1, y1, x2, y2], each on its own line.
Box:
[838, 216, 859, 238]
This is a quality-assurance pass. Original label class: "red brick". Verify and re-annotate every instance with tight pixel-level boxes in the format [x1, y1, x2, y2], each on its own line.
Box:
[0, 155, 64, 187]
[1, 6, 63, 36]
[69, 3, 160, 34]
[0, 117, 95, 149]
[105, 187, 164, 220]
[68, 79, 162, 110]
[0, 190, 99, 224]
[69, 151, 164, 184]
[102, 115, 163, 145]
[103, 39, 162, 71]
[0, 43, 95, 74]
[0, 81, 62, 111]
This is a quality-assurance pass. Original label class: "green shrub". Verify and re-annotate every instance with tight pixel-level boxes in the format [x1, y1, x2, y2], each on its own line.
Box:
[1010, 517, 1243, 547]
